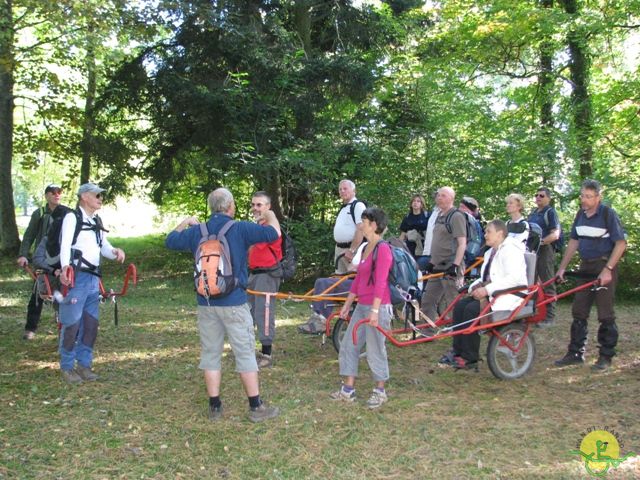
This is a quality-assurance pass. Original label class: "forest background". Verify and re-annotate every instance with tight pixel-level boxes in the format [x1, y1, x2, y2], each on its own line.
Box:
[1, 0, 638, 294]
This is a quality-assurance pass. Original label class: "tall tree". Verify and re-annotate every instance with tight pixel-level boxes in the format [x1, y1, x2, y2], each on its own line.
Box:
[537, 0, 556, 183]
[105, 0, 390, 220]
[0, 0, 20, 254]
[560, 0, 593, 178]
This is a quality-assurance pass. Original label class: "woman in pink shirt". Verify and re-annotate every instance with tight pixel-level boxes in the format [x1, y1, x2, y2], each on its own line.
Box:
[330, 208, 393, 409]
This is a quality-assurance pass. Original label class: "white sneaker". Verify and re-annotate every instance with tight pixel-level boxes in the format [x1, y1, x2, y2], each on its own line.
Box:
[366, 389, 388, 409]
[330, 386, 356, 402]
[298, 313, 327, 334]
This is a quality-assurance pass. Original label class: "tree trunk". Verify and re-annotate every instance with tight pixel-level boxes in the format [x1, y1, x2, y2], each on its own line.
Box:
[80, 29, 97, 184]
[561, 0, 593, 178]
[294, 0, 311, 53]
[538, 0, 555, 184]
[0, 0, 20, 256]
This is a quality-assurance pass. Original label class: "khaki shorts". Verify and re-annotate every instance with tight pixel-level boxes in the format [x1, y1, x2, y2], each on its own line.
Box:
[197, 303, 258, 373]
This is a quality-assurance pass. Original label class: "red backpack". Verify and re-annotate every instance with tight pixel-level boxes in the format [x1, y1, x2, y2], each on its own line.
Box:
[194, 220, 237, 299]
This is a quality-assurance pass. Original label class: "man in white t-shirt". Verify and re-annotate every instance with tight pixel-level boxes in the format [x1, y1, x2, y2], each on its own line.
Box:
[58, 183, 125, 384]
[333, 179, 366, 274]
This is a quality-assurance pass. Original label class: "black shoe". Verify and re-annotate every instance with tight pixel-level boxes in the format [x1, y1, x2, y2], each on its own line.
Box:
[438, 349, 456, 366]
[451, 355, 478, 371]
[535, 318, 555, 329]
[248, 403, 280, 423]
[591, 356, 612, 372]
[553, 352, 584, 367]
[209, 404, 223, 421]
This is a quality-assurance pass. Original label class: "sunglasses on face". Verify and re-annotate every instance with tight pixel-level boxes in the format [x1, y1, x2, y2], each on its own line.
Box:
[95, 193, 103, 199]
[49, 189, 62, 194]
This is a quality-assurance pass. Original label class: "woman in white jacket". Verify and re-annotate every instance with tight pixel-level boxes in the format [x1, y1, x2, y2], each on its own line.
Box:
[443, 219, 528, 369]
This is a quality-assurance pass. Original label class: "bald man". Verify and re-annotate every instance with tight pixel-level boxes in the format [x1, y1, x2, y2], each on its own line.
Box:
[420, 187, 467, 323]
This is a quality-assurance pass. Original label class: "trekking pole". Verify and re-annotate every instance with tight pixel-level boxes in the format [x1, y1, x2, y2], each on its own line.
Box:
[98, 264, 138, 326]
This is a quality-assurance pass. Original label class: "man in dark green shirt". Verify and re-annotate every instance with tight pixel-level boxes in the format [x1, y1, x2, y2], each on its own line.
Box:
[16, 184, 63, 340]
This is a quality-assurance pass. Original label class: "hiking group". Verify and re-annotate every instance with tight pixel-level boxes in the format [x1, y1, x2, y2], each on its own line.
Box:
[16, 178, 626, 422]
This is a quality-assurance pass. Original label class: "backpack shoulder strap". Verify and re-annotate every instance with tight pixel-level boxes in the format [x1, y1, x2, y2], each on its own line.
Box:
[349, 200, 364, 224]
[542, 206, 555, 228]
[217, 219, 235, 237]
[602, 204, 610, 228]
[71, 208, 84, 245]
[444, 208, 464, 235]
[368, 241, 383, 286]
[199, 222, 209, 238]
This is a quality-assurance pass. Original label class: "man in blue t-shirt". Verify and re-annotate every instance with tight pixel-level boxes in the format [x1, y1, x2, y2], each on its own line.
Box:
[165, 188, 281, 423]
[554, 179, 626, 372]
[527, 187, 560, 327]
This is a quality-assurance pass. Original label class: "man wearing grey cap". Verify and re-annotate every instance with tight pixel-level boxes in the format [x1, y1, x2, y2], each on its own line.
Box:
[58, 183, 126, 384]
[16, 184, 64, 340]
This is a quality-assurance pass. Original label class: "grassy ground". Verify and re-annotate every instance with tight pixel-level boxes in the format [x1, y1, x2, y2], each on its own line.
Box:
[1, 236, 638, 479]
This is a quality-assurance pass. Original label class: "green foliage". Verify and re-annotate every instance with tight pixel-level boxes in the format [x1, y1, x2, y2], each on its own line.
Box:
[7, 0, 640, 275]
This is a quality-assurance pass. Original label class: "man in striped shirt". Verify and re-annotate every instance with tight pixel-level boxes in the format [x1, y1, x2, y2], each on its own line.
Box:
[554, 179, 626, 372]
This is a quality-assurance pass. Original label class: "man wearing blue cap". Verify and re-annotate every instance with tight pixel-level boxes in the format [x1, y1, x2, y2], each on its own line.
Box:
[17, 184, 64, 340]
[58, 183, 126, 384]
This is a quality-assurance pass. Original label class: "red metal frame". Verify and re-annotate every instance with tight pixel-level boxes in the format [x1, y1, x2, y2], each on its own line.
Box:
[247, 256, 486, 338]
[350, 278, 601, 350]
[24, 263, 137, 301]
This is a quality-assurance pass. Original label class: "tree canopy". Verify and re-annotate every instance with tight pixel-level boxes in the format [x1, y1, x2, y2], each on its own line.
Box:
[2, 0, 639, 284]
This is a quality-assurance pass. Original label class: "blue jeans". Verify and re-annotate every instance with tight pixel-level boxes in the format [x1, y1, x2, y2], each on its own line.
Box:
[58, 272, 101, 371]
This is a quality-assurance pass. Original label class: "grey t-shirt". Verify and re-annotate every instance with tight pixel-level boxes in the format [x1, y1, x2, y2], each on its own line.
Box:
[430, 208, 466, 269]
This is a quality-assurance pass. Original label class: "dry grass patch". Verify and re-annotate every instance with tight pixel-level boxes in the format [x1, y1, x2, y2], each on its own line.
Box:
[1, 256, 639, 479]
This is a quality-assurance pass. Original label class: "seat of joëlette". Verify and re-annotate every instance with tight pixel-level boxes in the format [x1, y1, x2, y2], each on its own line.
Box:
[490, 252, 537, 322]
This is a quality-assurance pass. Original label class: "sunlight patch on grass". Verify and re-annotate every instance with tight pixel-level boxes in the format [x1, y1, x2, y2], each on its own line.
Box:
[0, 298, 23, 307]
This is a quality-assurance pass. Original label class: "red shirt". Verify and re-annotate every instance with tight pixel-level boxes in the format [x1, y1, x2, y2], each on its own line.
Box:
[248, 236, 282, 269]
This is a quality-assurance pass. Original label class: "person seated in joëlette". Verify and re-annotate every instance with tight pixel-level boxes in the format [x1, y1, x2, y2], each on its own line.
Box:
[298, 242, 367, 335]
[440, 219, 528, 370]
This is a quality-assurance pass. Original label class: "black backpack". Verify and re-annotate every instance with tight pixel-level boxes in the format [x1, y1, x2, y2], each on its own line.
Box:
[507, 219, 542, 253]
[443, 209, 484, 265]
[267, 232, 297, 281]
[279, 232, 297, 281]
[339, 199, 368, 224]
[542, 207, 565, 253]
[43, 205, 108, 271]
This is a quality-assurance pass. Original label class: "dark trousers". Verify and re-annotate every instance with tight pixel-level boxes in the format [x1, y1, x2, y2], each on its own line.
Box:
[568, 258, 618, 358]
[24, 287, 44, 332]
[452, 296, 481, 363]
[536, 244, 556, 321]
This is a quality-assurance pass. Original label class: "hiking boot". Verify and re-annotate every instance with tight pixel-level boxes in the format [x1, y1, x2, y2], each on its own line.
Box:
[591, 356, 612, 372]
[366, 389, 388, 409]
[330, 386, 356, 402]
[76, 366, 99, 381]
[553, 352, 584, 367]
[438, 349, 456, 366]
[61, 368, 83, 384]
[256, 352, 273, 369]
[535, 318, 555, 329]
[451, 355, 478, 371]
[23, 330, 35, 341]
[208, 404, 223, 421]
[248, 403, 280, 423]
[297, 313, 327, 335]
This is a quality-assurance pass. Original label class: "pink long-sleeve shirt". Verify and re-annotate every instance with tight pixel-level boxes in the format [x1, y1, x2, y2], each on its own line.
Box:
[349, 241, 392, 305]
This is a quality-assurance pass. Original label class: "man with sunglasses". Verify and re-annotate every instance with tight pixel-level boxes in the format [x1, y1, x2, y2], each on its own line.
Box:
[247, 191, 282, 368]
[527, 187, 560, 327]
[58, 183, 126, 384]
[17, 184, 64, 340]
